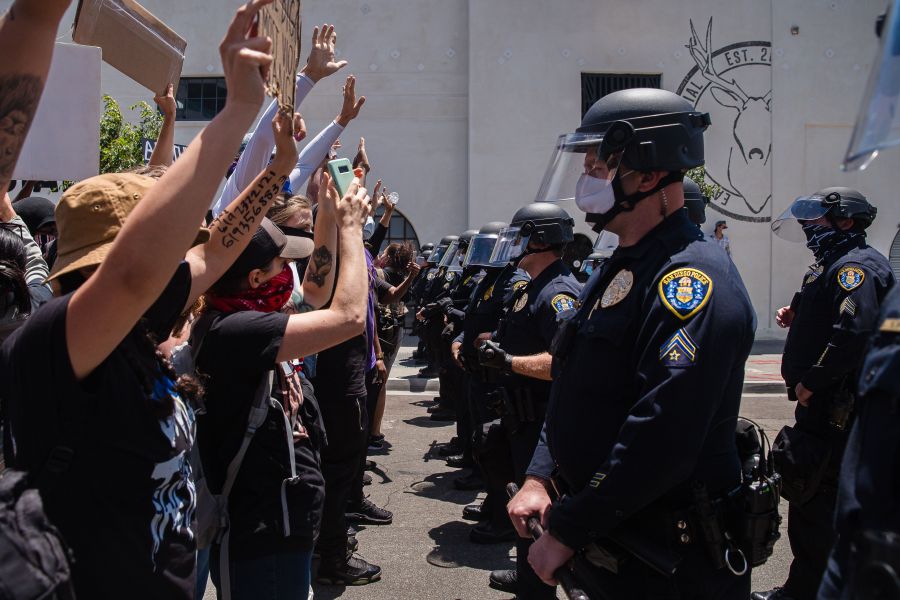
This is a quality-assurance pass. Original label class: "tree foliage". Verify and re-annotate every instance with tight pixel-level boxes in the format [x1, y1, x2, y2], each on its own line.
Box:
[98, 94, 162, 174]
[685, 165, 721, 201]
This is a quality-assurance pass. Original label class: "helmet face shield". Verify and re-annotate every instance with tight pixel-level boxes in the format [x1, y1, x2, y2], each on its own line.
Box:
[489, 226, 531, 265]
[438, 240, 462, 270]
[844, 0, 900, 170]
[771, 195, 834, 241]
[428, 244, 449, 265]
[463, 234, 500, 268]
[534, 133, 608, 204]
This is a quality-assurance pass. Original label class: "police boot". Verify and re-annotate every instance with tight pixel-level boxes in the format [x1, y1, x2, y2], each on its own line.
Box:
[453, 470, 484, 491]
[488, 569, 517, 593]
[462, 502, 487, 521]
[751, 587, 797, 600]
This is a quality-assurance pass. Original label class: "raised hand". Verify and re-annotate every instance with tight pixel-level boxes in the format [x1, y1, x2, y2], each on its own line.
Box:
[153, 83, 177, 119]
[336, 75, 366, 127]
[353, 136, 370, 172]
[303, 24, 348, 83]
[219, 0, 274, 113]
[293, 112, 307, 142]
[272, 107, 298, 165]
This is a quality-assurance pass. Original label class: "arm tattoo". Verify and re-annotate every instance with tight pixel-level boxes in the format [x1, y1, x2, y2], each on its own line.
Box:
[307, 245, 333, 287]
[210, 171, 286, 247]
[0, 74, 43, 183]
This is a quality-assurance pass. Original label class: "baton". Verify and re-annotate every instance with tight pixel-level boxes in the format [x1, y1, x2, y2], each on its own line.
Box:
[507, 483, 590, 600]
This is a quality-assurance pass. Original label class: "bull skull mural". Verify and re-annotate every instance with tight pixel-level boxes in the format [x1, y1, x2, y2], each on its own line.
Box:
[677, 18, 773, 223]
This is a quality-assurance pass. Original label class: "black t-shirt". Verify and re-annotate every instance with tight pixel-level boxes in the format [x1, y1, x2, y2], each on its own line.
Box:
[194, 310, 325, 558]
[0, 263, 196, 600]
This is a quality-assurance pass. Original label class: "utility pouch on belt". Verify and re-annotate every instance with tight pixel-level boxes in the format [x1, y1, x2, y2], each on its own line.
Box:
[827, 386, 855, 431]
[549, 315, 579, 361]
[771, 424, 832, 505]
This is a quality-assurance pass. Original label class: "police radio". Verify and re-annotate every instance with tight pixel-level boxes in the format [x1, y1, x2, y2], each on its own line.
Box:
[735, 417, 782, 567]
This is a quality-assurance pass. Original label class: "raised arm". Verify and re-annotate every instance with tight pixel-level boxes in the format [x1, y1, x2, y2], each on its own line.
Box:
[0, 0, 73, 194]
[277, 174, 370, 361]
[380, 261, 421, 304]
[299, 169, 339, 308]
[148, 84, 177, 167]
[185, 108, 299, 309]
[67, 0, 274, 380]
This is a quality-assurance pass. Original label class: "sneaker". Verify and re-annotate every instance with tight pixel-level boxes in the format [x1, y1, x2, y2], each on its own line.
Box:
[346, 498, 393, 525]
[367, 436, 384, 450]
[488, 569, 517, 593]
[316, 555, 382, 586]
[751, 588, 796, 600]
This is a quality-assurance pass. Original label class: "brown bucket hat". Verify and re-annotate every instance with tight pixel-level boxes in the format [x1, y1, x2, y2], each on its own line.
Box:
[48, 172, 210, 282]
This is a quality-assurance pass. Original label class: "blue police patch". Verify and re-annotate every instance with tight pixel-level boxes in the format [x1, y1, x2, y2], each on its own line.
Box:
[837, 266, 865, 291]
[658, 268, 713, 320]
[659, 328, 698, 367]
[551, 293, 577, 314]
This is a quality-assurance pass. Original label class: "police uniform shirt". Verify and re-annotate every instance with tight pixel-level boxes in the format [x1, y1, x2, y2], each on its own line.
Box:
[781, 237, 894, 396]
[496, 259, 581, 394]
[458, 265, 530, 362]
[445, 268, 486, 325]
[528, 210, 756, 551]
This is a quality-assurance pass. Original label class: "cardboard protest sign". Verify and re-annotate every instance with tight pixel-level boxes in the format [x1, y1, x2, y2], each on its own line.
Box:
[73, 0, 187, 94]
[141, 138, 188, 164]
[14, 44, 101, 182]
[258, 0, 302, 109]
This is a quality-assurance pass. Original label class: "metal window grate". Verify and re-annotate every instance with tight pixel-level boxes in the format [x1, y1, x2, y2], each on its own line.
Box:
[372, 207, 421, 253]
[581, 73, 662, 116]
[890, 228, 900, 279]
[173, 77, 228, 121]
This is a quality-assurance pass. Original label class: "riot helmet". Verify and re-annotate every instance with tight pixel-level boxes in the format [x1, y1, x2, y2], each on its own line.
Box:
[490, 203, 575, 264]
[535, 88, 710, 231]
[683, 177, 709, 225]
[844, 0, 900, 170]
[441, 230, 478, 272]
[772, 187, 877, 242]
[421, 242, 435, 252]
[427, 235, 458, 265]
[464, 222, 508, 268]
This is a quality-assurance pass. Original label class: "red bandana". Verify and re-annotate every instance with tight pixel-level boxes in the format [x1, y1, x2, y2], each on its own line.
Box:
[206, 265, 294, 314]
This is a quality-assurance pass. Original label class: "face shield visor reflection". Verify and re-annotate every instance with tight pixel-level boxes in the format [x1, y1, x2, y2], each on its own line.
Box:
[428, 244, 449, 265]
[463, 234, 500, 268]
[534, 133, 608, 206]
[489, 226, 530, 265]
[771, 195, 833, 242]
[438, 240, 462, 271]
[844, 0, 900, 170]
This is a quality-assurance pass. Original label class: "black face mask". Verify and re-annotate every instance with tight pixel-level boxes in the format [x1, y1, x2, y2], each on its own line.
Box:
[801, 222, 864, 261]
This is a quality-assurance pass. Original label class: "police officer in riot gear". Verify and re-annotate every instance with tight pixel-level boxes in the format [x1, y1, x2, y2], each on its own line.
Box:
[509, 88, 757, 599]
[477, 202, 582, 598]
[816, 5, 900, 598]
[756, 188, 894, 600]
[447, 222, 530, 547]
[417, 235, 459, 381]
[683, 176, 709, 226]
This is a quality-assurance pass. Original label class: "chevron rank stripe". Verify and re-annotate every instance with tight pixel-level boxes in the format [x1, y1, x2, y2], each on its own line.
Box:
[659, 328, 698, 367]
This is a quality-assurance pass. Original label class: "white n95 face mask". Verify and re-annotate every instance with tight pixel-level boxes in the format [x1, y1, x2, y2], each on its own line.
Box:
[574, 173, 617, 215]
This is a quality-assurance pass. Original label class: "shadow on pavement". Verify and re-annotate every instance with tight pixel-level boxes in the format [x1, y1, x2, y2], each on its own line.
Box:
[405, 471, 481, 505]
[404, 415, 453, 428]
[425, 520, 515, 571]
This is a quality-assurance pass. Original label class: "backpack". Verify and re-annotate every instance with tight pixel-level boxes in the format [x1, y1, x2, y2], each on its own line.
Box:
[0, 468, 76, 600]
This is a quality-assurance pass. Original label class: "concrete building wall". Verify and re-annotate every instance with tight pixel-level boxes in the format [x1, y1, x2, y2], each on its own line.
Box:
[4, 0, 898, 338]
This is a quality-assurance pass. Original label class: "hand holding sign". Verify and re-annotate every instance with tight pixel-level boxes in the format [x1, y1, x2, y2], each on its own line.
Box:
[257, 0, 302, 109]
[219, 0, 275, 113]
[153, 83, 177, 119]
[303, 24, 347, 83]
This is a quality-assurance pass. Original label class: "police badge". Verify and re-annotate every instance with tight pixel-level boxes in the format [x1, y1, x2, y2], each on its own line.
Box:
[601, 269, 633, 308]
[513, 293, 529, 312]
[659, 268, 713, 320]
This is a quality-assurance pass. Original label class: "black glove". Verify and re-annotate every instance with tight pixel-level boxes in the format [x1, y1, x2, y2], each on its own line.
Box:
[478, 340, 512, 372]
[436, 297, 454, 314]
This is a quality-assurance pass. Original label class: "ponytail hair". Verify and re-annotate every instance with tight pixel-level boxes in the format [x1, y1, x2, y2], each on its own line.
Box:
[0, 224, 31, 316]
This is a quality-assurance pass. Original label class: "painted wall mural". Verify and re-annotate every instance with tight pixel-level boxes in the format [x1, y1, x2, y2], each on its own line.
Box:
[677, 18, 773, 223]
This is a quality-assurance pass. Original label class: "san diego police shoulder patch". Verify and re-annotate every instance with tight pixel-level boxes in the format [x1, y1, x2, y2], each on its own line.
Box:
[658, 268, 713, 320]
[837, 266, 865, 291]
[660, 328, 698, 367]
[551, 294, 577, 314]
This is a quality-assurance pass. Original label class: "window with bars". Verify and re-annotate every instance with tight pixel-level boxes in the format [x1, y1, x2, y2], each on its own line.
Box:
[371, 207, 421, 253]
[173, 77, 228, 121]
[581, 73, 662, 116]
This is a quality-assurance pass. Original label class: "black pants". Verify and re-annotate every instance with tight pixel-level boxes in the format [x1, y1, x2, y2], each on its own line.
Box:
[352, 369, 382, 507]
[316, 389, 368, 565]
[785, 488, 838, 599]
[509, 412, 555, 600]
[575, 542, 751, 599]
[469, 378, 507, 526]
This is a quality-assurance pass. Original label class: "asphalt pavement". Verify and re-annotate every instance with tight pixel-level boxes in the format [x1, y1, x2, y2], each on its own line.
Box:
[204, 338, 799, 599]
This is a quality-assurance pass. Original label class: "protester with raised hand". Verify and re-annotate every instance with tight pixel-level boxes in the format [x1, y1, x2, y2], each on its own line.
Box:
[149, 83, 178, 167]
[0, 0, 73, 195]
[0, 2, 281, 597]
[213, 23, 363, 217]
